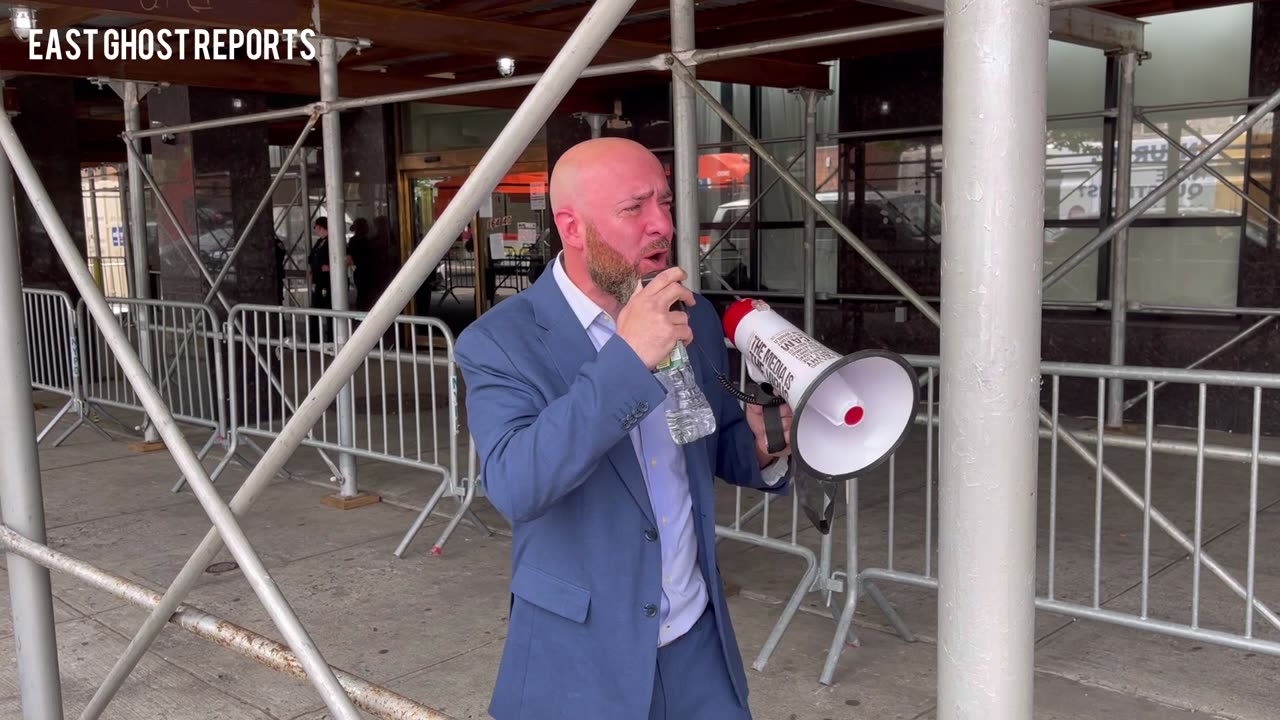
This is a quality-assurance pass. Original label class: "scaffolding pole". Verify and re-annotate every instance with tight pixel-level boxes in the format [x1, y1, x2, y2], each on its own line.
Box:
[72, 0, 639, 712]
[938, 0, 1047, 717]
[87, 179, 104, 290]
[123, 81, 159, 444]
[0, 113, 365, 720]
[797, 87, 825, 334]
[672, 0, 700, 291]
[0, 105, 66, 720]
[320, 37, 360, 498]
[1107, 51, 1137, 428]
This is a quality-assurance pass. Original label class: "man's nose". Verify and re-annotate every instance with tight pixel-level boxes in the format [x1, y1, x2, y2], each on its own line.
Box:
[647, 207, 674, 237]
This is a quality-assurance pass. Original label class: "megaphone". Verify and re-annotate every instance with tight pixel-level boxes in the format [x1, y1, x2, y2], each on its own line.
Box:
[722, 298, 918, 483]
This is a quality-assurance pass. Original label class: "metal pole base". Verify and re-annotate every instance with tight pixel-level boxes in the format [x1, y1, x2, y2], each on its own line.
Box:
[320, 491, 382, 511]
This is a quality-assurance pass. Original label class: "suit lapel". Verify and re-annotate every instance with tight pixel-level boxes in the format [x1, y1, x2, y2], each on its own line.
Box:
[529, 269, 658, 527]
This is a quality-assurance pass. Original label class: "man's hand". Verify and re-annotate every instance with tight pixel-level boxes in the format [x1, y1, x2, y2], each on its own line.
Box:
[617, 267, 695, 370]
[746, 401, 793, 468]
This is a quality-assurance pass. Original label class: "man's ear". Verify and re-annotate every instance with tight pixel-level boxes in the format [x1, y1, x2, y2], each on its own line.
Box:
[555, 208, 583, 250]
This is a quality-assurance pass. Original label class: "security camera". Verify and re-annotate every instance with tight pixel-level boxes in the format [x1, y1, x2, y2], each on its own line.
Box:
[497, 57, 515, 77]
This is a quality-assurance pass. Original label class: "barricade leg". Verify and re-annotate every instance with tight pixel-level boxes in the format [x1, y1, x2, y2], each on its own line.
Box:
[37, 398, 75, 442]
[865, 581, 914, 643]
[47, 403, 115, 447]
[171, 432, 220, 492]
[822, 478, 861, 686]
[430, 478, 477, 556]
[428, 445, 490, 554]
[394, 473, 453, 559]
[207, 442, 238, 485]
[714, 523, 819, 672]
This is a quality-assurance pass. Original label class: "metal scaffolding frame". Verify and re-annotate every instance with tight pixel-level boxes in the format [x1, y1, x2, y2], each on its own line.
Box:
[3, 0, 1273, 718]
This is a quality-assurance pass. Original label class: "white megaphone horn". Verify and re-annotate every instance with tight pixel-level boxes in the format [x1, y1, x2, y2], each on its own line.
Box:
[722, 298, 918, 483]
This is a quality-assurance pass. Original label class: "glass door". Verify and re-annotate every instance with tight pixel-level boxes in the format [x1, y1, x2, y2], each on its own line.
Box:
[402, 169, 481, 338]
[399, 163, 551, 338]
[484, 171, 552, 305]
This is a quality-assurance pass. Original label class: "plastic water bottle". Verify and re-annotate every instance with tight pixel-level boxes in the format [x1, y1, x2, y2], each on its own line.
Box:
[655, 341, 716, 444]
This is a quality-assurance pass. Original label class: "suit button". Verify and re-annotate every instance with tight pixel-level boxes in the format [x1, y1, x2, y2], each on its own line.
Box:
[643, 603, 657, 618]
[637, 401, 649, 414]
[644, 529, 658, 542]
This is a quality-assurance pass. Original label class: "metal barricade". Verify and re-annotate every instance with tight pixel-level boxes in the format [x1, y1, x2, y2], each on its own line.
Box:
[77, 297, 230, 463]
[838, 356, 1280, 682]
[715, 350, 1280, 684]
[225, 305, 488, 557]
[712, 340, 824, 673]
[23, 288, 110, 446]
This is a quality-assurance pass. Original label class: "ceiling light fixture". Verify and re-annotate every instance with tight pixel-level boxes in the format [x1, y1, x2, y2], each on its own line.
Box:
[11, 6, 36, 43]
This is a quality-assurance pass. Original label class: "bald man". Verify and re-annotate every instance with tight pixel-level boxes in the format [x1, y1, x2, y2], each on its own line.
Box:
[455, 137, 793, 720]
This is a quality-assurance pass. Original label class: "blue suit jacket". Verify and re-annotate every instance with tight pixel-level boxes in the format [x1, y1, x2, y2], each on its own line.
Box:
[454, 268, 788, 720]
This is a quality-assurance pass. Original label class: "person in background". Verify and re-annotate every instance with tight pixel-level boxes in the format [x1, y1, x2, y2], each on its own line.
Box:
[308, 217, 332, 311]
[348, 217, 376, 311]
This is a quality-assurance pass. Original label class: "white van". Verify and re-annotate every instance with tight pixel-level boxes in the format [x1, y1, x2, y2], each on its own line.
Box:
[701, 189, 942, 294]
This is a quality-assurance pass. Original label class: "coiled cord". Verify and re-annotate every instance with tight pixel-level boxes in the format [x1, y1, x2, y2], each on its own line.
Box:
[716, 371, 784, 407]
[685, 337, 784, 408]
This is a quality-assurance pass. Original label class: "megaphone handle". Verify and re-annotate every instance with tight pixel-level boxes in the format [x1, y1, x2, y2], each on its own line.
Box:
[689, 338, 786, 452]
[755, 386, 787, 455]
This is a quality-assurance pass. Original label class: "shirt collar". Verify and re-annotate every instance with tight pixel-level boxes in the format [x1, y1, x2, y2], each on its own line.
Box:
[551, 251, 613, 330]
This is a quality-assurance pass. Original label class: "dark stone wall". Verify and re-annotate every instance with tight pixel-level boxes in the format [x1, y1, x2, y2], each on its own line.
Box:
[337, 104, 399, 311]
[148, 86, 275, 309]
[12, 77, 84, 298]
[148, 86, 279, 422]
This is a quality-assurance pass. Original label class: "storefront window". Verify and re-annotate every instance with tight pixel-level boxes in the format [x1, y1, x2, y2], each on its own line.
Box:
[1135, 4, 1253, 108]
[694, 63, 841, 296]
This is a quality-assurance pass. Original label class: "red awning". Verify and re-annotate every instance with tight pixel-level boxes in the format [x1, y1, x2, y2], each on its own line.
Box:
[698, 153, 751, 187]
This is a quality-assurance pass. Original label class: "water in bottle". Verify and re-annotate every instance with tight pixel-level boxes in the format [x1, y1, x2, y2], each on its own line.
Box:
[655, 341, 716, 444]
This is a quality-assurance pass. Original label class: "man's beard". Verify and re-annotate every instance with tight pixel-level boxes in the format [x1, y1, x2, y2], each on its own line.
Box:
[584, 224, 669, 307]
